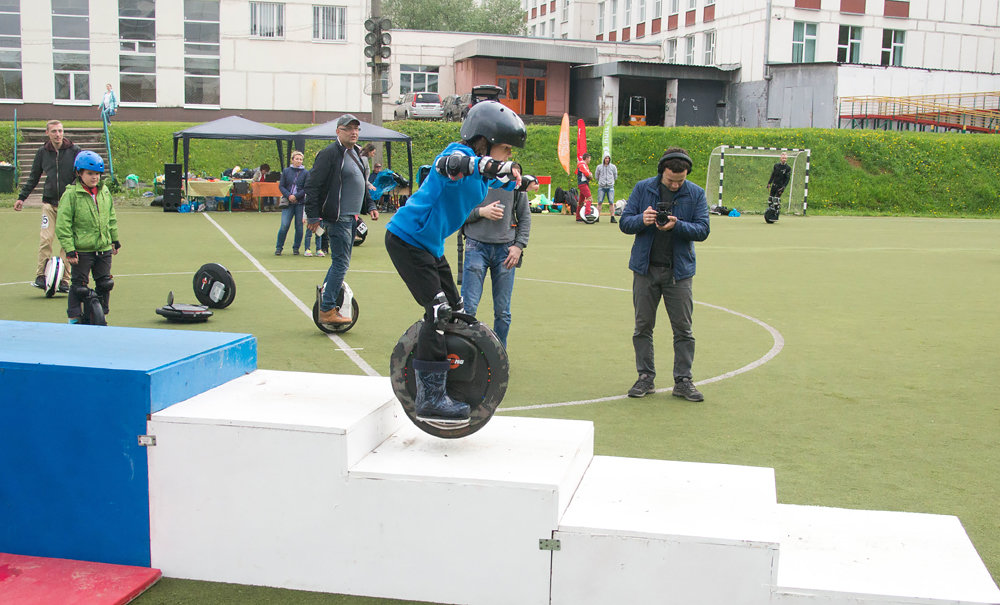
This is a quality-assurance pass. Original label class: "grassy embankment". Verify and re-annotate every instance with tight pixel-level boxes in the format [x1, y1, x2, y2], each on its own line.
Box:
[1, 120, 997, 216]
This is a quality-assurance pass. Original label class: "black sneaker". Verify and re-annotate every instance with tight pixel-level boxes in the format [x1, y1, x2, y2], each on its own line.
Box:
[57, 283, 70, 294]
[32, 276, 45, 288]
[627, 374, 655, 398]
[672, 378, 704, 402]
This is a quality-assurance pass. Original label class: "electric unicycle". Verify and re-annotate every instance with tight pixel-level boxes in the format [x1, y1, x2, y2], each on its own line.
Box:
[389, 313, 509, 439]
[578, 202, 600, 224]
[193, 263, 237, 308]
[72, 285, 107, 326]
[764, 196, 781, 224]
[43, 256, 65, 298]
[312, 282, 359, 333]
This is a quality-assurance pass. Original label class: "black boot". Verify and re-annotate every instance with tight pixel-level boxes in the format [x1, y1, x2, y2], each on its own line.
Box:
[413, 359, 471, 425]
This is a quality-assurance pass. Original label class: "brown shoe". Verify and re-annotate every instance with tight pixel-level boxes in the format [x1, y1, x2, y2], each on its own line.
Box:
[318, 307, 352, 325]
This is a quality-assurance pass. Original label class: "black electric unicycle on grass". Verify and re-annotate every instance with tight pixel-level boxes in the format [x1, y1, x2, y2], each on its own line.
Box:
[389, 313, 509, 439]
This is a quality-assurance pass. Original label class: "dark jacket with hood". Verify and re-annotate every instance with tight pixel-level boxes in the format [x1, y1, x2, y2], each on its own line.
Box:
[304, 140, 374, 223]
[18, 137, 81, 206]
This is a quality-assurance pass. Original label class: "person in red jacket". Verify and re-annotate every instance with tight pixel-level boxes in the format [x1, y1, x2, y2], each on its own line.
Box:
[576, 153, 594, 220]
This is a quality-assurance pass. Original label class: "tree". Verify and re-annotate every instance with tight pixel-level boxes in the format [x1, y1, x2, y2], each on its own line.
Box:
[385, 0, 527, 36]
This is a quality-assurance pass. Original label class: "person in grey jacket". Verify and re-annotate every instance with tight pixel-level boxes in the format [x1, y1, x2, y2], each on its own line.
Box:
[14, 120, 80, 290]
[460, 183, 536, 348]
[618, 147, 710, 402]
[304, 114, 378, 325]
[594, 155, 619, 223]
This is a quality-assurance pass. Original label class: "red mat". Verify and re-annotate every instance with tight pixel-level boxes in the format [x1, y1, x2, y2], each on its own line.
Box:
[0, 553, 161, 605]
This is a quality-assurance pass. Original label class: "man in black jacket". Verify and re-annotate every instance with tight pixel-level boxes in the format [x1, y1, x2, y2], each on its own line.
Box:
[766, 152, 792, 203]
[304, 114, 379, 325]
[14, 120, 80, 291]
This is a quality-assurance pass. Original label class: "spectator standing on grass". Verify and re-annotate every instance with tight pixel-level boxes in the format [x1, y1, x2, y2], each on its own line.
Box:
[305, 114, 379, 325]
[14, 120, 80, 292]
[766, 151, 792, 203]
[460, 186, 534, 348]
[275, 151, 308, 255]
[100, 84, 118, 122]
[55, 151, 120, 324]
[619, 147, 710, 402]
[594, 154, 618, 223]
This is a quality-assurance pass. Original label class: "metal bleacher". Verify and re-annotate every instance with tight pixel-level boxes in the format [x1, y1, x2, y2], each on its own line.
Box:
[838, 91, 1000, 134]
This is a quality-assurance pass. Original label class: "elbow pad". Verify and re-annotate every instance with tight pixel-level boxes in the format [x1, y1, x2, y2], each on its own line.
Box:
[479, 158, 520, 181]
[435, 153, 476, 178]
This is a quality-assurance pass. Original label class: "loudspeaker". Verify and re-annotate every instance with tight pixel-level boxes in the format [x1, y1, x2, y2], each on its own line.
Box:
[163, 189, 182, 212]
[164, 163, 182, 190]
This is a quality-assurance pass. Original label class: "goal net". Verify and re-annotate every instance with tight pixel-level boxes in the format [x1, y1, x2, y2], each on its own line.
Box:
[705, 146, 811, 215]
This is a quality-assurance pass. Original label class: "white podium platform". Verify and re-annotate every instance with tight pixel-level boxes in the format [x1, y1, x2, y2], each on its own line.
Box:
[147, 370, 1000, 605]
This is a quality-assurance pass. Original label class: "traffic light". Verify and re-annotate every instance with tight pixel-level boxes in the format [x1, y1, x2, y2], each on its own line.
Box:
[364, 17, 392, 62]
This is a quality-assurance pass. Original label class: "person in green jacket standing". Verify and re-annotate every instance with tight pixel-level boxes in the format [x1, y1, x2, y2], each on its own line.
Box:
[55, 151, 121, 324]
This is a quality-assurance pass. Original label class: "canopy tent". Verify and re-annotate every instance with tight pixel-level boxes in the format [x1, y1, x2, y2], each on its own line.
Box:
[172, 116, 294, 183]
[293, 120, 413, 189]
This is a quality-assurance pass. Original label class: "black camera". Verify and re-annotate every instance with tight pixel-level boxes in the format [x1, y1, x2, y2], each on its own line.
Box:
[655, 202, 673, 227]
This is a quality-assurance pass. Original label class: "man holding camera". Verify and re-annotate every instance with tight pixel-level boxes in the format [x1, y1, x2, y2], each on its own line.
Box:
[619, 148, 710, 402]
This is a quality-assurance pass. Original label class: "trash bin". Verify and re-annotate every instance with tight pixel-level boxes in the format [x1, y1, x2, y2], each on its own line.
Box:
[0, 164, 15, 193]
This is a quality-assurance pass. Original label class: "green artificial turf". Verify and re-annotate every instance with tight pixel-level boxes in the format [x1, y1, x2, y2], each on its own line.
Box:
[1, 207, 998, 603]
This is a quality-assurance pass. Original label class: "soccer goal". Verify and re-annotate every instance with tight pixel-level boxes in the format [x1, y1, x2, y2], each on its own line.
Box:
[705, 146, 811, 215]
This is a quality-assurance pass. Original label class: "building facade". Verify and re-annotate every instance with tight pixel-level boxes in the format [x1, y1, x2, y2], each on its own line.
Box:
[526, 0, 1000, 127]
[4, 1, 997, 128]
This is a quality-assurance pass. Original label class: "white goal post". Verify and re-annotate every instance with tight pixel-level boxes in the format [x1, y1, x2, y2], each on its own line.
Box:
[706, 146, 811, 215]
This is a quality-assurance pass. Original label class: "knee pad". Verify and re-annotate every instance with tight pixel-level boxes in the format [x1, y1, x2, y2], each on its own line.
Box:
[95, 275, 114, 294]
[71, 284, 92, 299]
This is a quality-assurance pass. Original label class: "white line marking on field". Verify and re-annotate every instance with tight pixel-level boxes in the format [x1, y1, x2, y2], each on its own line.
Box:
[202, 213, 380, 377]
[498, 283, 784, 413]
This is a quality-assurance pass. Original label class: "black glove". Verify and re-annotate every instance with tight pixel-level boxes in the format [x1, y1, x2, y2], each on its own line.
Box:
[112, 241, 121, 251]
[435, 153, 476, 178]
[66, 251, 78, 260]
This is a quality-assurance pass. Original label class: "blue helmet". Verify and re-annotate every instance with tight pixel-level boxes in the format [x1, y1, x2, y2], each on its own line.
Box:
[74, 150, 105, 173]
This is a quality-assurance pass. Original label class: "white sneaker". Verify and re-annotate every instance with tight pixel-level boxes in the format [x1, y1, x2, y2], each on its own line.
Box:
[316, 250, 326, 257]
[304, 250, 313, 257]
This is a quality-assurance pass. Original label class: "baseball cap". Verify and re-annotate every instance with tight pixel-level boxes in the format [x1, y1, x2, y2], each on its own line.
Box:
[336, 114, 361, 128]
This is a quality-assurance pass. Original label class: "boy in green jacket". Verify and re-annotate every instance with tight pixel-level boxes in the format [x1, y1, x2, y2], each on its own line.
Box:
[55, 151, 121, 324]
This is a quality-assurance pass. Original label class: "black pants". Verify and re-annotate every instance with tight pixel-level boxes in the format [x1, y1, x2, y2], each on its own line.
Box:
[769, 184, 786, 200]
[385, 231, 460, 361]
[68, 250, 113, 318]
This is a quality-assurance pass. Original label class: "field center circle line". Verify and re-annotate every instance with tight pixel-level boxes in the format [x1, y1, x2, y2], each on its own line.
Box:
[498, 278, 784, 413]
[202, 214, 380, 377]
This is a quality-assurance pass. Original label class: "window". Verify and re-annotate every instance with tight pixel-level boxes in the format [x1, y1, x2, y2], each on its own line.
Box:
[654, 0, 662, 18]
[562, 0, 569, 21]
[550, 18, 555, 36]
[119, 0, 156, 103]
[610, 0, 617, 29]
[638, 0, 645, 23]
[669, 0, 678, 14]
[313, 5, 345, 41]
[0, 0, 21, 99]
[184, 0, 219, 106]
[539, 20, 545, 36]
[666, 38, 677, 62]
[250, 2, 284, 38]
[624, 0, 630, 26]
[687, 0, 696, 8]
[837, 25, 861, 63]
[399, 64, 439, 95]
[52, 0, 89, 102]
[881, 29, 904, 66]
[684, 34, 695, 64]
[703, 29, 715, 64]
[598, 1, 605, 33]
[792, 21, 816, 63]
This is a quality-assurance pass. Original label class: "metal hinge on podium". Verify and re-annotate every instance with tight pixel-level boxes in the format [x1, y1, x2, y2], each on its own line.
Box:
[538, 538, 561, 551]
[138, 435, 157, 447]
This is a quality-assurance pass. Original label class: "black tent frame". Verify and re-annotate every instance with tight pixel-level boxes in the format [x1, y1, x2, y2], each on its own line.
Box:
[172, 116, 294, 186]
[292, 119, 413, 188]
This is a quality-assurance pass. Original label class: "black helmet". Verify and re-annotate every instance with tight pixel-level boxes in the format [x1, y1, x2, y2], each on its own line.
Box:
[460, 101, 527, 149]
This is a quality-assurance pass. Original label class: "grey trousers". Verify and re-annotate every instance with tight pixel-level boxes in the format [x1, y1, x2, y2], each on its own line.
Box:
[632, 266, 695, 381]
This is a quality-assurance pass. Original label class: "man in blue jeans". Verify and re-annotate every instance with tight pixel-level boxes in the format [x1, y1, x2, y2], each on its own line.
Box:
[460, 184, 535, 347]
[305, 114, 378, 325]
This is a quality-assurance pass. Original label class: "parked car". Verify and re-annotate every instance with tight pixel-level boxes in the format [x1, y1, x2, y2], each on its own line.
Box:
[442, 85, 506, 121]
[393, 92, 444, 120]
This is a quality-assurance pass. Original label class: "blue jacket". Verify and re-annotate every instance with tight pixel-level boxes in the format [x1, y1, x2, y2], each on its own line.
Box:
[278, 165, 308, 202]
[386, 142, 515, 258]
[618, 176, 710, 280]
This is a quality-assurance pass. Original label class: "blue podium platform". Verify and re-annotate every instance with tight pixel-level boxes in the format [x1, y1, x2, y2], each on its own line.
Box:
[0, 320, 256, 567]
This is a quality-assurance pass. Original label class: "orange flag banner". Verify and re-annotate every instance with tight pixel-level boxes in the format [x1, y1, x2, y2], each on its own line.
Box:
[557, 113, 570, 175]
